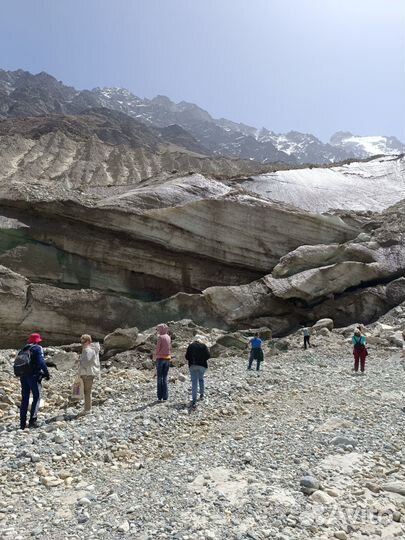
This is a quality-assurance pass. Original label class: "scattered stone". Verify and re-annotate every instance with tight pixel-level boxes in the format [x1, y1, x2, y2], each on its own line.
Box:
[330, 436, 357, 448]
[0, 318, 403, 540]
[382, 482, 405, 496]
[310, 490, 334, 504]
[117, 520, 130, 533]
[300, 475, 320, 494]
[365, 482, 380, 493]
[334, 532, 347, 540]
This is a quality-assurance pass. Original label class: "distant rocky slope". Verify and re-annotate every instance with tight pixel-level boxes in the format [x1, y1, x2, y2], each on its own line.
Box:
[0, 106, 404, 345]
[1, 69, 403, 165]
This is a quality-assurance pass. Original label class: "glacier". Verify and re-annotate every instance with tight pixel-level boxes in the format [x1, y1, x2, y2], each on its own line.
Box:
[243, 155, 405, 212]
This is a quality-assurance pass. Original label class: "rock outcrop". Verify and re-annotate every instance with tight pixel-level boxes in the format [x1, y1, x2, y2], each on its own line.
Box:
[0, 116, 358, 299]
[0, 105, 403, 345]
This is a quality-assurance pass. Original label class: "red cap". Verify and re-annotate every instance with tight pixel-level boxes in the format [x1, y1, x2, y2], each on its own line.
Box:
[28, 333, 43, 344]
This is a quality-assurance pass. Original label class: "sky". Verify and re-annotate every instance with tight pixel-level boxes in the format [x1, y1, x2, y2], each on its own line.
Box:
[1, 0, 404, 141]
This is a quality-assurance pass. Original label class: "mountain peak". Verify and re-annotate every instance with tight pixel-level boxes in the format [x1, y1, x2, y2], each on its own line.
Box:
[151, 95, 173, 106]
[330, 131, 354, 144]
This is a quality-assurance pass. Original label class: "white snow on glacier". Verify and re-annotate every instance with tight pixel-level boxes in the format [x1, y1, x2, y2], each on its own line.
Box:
[243, 155, 405, 212]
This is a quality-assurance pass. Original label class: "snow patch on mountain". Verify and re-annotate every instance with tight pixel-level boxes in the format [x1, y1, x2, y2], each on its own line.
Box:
[330, 131, 404, 159]
[243, 155, 405, 212]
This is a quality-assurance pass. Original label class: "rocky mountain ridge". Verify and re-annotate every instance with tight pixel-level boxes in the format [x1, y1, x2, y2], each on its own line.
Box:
[1, 69, 403, 165]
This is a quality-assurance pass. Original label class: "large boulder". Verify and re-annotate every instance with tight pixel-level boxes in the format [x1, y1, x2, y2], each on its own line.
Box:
[46, 351, 79, 371]
[239, 327, 272, 340]
[215, 333, 249, 350]
[312, 318, 334, 331]
[388, 331, 404, 348]
[103, 327, 139, 353]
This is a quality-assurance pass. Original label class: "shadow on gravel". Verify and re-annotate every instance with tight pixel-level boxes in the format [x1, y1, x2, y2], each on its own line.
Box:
[131, 400, 197, 415]
[45, 413, 80, 424]
[132, 400, 166, 412]
[168, 402, 189, 411]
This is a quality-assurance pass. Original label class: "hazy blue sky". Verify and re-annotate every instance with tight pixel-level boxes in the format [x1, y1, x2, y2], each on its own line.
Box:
[1, 0, 404, 141]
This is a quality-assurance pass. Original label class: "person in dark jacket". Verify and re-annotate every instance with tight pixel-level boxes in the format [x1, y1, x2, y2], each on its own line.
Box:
[185, 335, 210, 406]
[19, 333, 50, 429]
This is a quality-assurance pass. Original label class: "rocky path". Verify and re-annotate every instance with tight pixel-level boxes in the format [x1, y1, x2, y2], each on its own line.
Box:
[1, 344, 405, 540]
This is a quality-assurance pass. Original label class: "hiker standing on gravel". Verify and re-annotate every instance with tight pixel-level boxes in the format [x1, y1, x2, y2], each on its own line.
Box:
[402, 330, 405, 360]
[247, 333, 264, 371]
[302, 326, 311, 349]
[14, 333, 50, 430]
[154, 324, 172, 402]
[352, 328, 368, 375]
[185, 335, 210, 406]
[78, 334, 100, 415]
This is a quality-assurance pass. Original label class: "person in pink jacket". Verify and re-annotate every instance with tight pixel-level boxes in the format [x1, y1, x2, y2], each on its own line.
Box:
[154, 324, 172, 401]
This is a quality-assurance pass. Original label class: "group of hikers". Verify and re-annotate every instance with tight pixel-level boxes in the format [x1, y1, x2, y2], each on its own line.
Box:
[301, 326, 370, 375]
[13, 324, 405, 430]
[300, 324, 369, 374]
[14, 333, 102, 430]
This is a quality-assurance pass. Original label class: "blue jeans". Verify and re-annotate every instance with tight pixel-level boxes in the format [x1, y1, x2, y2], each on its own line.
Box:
[190, 365, 206, 403]
[156, 360, 170, 400]
[20, 375, 41, 427]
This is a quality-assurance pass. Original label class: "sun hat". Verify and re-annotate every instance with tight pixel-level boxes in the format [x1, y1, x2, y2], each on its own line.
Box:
[28, 333, 43, 344]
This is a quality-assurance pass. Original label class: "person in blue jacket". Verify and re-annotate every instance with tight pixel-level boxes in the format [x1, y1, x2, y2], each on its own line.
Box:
[19, 333, 50, 429]
[247, 333, 264, 371]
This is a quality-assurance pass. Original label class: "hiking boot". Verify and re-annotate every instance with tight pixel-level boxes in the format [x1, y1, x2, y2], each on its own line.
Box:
[28, 419, 39, 429]
[199, 394, 204, 400]
[20, 423, 27, 430]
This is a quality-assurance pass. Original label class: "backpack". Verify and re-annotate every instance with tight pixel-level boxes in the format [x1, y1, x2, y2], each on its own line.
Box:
[353, 337, 365, 350]
[13, 345, 34, 377]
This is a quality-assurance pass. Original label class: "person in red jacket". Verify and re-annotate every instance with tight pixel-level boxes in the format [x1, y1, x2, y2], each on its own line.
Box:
[154, 324, 172, 401]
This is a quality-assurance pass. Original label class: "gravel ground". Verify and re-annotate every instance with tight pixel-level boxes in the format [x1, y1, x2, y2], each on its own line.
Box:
[1, 334, 405, 540]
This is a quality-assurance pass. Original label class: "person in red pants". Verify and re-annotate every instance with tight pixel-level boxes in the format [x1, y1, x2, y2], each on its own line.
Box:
[352, 329, 368, 374]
